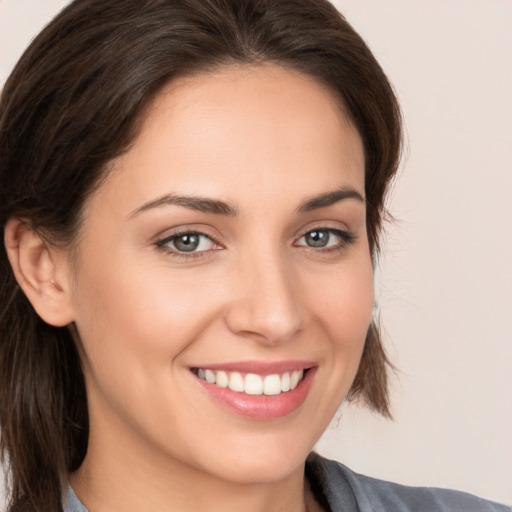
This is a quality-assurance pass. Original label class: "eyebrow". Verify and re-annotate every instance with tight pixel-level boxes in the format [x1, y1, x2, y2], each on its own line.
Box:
[129, 186, 364, 218]
[129, 194, 238, 218]
[297, 187, 365, 212]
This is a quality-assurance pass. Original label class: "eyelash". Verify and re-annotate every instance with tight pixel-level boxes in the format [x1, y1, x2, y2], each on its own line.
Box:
[155, 227, 356, 258]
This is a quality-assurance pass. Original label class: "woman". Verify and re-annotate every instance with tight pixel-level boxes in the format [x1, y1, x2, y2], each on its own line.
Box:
[0, 0, 508, 511]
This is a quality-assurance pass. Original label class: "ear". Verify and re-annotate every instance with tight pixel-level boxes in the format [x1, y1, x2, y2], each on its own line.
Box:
[4, 218, 75, 327]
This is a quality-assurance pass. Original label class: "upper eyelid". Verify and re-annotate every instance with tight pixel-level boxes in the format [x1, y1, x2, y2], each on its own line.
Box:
[296, 223, 353, 239]
[154, 225, 220, 243]
[295, 227, 355, 242]
[156, 230, 219, 247]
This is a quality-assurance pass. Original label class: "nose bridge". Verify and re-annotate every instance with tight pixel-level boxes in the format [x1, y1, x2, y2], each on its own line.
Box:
[225, 242, 302, 344]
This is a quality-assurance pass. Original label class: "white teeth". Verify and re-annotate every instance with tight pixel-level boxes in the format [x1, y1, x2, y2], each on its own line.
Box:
[290, 370, 303, 389]
[245, 373, 263, 395]
[228, 372, 244, 392]
[281, 372, 291, 392]
[216, 370, 229, 388]
[195, 368, 306, 395]
[263, 374, 281, 395]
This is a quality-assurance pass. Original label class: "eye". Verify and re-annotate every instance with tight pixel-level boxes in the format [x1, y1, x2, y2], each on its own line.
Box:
[295, 228, 355, 250]
[156, 231, 219, 255]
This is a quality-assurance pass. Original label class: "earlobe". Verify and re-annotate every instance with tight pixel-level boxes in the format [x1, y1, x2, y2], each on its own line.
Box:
[4, 218, 75, 327]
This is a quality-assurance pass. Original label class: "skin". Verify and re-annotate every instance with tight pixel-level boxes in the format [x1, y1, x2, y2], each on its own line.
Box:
[6, 64, 373, 511]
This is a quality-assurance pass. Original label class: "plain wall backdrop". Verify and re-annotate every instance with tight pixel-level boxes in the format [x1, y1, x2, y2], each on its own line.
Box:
[1, 0, 511, 508]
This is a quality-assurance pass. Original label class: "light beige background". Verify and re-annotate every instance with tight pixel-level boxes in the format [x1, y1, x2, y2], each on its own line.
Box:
[1, 0, 511, 507]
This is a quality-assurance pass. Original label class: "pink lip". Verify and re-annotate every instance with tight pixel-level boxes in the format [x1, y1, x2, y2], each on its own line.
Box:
[191, 361, 317, 420]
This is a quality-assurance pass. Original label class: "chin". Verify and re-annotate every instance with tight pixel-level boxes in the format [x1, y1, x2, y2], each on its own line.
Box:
[184, 427, 318, 485]
[205, 451, 308, 485]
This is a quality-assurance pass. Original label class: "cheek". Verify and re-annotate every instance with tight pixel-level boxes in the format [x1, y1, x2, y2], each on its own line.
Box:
[329, 273, 373, 385]
[70, 245, 228, 379]
[69, 253, 227, 438]
[292, 252, 374, 434]
[308, 257, 374, 347]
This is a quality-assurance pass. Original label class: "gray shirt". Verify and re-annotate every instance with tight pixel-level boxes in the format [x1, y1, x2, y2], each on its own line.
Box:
[63, 452, 509, 511]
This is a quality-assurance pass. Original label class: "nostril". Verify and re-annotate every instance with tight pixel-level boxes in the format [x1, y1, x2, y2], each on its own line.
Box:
[223, 297, 302, 345]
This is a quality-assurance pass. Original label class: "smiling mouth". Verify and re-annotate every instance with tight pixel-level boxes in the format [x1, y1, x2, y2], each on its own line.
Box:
[192, 368, 307, 396]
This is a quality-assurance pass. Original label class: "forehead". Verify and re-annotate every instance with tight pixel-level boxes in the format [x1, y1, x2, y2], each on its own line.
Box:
[89, 64, 365, 216]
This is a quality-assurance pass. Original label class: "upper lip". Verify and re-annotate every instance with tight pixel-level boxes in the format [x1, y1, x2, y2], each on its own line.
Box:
[190, 360, 316, 375]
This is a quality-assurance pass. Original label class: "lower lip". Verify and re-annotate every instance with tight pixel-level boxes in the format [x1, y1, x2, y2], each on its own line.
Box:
[193, 368, 316, 420]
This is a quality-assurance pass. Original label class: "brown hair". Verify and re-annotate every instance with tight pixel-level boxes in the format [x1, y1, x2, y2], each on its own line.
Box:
[0, 0, 402, 509]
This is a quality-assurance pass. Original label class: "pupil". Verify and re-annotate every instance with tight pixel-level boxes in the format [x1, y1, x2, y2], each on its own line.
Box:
[174, 234, 199, 252]
[306, 230, 328, 247]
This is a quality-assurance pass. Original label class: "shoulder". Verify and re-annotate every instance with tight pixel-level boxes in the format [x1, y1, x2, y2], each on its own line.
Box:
[306, 452, 510, 512]
[62, 484, 88, 512]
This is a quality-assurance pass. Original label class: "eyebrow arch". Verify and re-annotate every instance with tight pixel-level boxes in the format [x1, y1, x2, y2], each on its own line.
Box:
[128, 194, 238, 218]
[297, 187, 365, 213]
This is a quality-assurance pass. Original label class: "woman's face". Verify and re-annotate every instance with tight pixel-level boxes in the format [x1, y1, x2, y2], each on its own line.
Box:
[67, 65, 373, 484]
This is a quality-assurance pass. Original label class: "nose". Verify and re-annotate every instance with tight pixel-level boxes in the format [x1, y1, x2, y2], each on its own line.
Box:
[223, 249, 303, 345]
